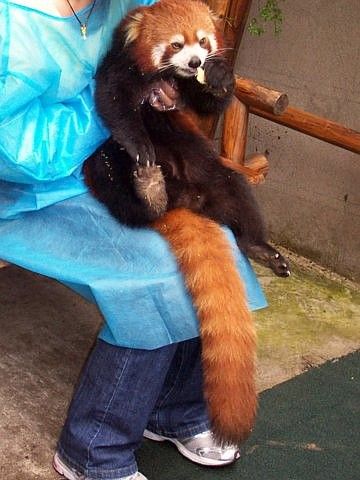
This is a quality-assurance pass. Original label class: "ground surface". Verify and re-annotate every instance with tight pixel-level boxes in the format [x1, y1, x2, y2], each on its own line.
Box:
[137, 351, 360, 480]
[254, 248, 360, 390]
[0, 250, 359, 479]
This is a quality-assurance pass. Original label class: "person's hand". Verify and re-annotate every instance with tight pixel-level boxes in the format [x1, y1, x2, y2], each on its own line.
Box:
[149, 80, 181, 111]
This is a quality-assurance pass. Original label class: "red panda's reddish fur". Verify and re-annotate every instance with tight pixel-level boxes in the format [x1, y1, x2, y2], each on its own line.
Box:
[153, 209, 257, 444]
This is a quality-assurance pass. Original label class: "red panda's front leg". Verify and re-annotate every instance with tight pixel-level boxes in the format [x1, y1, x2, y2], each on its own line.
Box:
[95, 53, 157, 167]
[203, 57, 235, 102]
[94, 57, 170, 214]
[98, 95, 168, 214]
[178, 57, 235, 116]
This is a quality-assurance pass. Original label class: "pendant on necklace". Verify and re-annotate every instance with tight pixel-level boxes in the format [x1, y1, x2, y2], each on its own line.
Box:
[80, 24, 87, 40]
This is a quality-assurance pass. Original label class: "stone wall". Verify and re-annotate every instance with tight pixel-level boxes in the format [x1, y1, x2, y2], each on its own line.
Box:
[234, 0, 360, 281]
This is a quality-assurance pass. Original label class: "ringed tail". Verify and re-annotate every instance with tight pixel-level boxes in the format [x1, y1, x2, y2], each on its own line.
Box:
[153, 208, 257, 445]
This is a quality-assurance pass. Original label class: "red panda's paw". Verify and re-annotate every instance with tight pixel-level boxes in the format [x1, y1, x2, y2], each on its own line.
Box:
[113, 133, 156, 168]
[268, 251, 291, 277]
[204, 58, 235, 97]
[245, 243, 291, 278]
[133, 164, 168, 217]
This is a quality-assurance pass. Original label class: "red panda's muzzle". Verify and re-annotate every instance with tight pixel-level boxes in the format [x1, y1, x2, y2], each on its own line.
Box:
[188, 56, 202, 69]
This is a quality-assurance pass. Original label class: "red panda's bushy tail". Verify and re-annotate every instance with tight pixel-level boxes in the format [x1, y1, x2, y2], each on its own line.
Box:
[153, 208, 257, 445]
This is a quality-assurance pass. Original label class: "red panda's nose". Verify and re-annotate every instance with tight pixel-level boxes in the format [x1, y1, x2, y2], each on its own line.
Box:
[188, 56, 201, 69]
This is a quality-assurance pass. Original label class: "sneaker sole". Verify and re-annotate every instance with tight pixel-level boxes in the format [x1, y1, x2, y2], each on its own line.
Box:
[53, 452, 148, 480]
[143, 429, 239, 467]
[53, 452, 82, 480]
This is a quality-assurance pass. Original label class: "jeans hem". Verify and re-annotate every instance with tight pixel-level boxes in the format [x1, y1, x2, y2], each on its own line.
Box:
[145, 420, 211, 439]
[56, 447, 138, 480]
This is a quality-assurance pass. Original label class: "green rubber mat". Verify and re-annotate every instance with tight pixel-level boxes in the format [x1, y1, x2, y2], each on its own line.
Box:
[137, 351, 360, 480]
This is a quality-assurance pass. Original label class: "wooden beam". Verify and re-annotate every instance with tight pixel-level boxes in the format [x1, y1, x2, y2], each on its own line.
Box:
[235, 77, 289, 115]
[220, 156, 267, 184]
[245, 153, 269, 177]
[250, 105, 360, 155]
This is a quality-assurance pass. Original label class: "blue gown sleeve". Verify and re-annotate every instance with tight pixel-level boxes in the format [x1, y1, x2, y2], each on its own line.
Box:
[0, 22, 107, 184]
[0, 0, 157, 185]
[0, 79, 108, 184]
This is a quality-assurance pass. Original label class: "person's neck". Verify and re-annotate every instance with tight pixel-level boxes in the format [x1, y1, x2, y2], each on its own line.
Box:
[53, 0, 93, 17]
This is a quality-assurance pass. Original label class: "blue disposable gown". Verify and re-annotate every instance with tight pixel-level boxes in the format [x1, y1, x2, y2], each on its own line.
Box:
[0, 0, 267, 349]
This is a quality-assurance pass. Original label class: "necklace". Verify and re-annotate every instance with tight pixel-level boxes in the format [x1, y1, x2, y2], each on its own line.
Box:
[65, 0, 97, 39]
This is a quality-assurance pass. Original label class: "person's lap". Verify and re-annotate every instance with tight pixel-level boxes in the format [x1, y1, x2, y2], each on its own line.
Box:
[0, 192, 267, 348]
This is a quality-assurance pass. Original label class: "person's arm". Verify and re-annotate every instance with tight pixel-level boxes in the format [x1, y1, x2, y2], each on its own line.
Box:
[0, 83, 108, 184]
[0, 0, 160, 185]
[0, 66, 108, 184]
[0, 7, 108, 185]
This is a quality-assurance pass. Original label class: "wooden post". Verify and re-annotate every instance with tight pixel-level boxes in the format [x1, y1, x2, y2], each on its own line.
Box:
[221, 96, 249, 163]
[220, 155, 269, 184]
[222, 77, 288, 167]
[250, 105, 360, 155]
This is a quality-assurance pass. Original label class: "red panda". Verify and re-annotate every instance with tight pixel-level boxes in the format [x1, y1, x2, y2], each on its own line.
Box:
[84, 0, 290, 445]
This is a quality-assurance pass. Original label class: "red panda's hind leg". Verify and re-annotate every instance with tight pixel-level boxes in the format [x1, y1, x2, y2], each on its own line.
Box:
[133, 164, 168, 217]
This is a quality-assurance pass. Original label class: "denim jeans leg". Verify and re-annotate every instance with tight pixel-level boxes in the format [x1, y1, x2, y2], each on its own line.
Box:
[147, 337, 211, 438]
[58, 339, 178, 479]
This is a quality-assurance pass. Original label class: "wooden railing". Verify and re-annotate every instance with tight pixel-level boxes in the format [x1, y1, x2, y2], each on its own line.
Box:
[249, 105, 360, 155]
[204, 1, 360, 183]
[221, 76, 360, 184]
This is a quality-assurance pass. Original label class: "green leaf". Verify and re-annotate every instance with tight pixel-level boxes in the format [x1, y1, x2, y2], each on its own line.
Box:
[248, 0, 285, 36]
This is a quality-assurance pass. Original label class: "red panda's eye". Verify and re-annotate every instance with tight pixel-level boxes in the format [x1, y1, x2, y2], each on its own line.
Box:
[171, 42, 183, 50]
[199, 37, 207, 47]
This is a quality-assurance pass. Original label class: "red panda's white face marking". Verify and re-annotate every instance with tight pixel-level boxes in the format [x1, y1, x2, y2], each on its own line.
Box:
[169, 42, 207, 76]
[151, 43, 167, 67]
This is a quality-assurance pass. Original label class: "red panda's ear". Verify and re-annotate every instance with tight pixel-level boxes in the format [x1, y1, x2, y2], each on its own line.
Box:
[210, 9, 225, 33]
[124, 11, 144, 46]
[208, 7, 222, 28]
[209, 9, 220, 25]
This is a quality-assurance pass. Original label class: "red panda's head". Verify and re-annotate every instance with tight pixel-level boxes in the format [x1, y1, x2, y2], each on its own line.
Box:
[121, 0, 224, 77]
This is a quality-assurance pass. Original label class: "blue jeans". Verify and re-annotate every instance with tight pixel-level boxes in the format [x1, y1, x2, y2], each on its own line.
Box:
[57, 338, 210, 479]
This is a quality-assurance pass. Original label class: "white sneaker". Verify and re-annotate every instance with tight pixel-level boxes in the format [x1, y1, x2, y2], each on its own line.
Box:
[53, 452, 148, 480]
[143, 429, 240, 467]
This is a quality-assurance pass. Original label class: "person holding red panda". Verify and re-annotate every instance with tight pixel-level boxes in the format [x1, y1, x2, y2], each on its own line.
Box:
[0, 1, 268, 479]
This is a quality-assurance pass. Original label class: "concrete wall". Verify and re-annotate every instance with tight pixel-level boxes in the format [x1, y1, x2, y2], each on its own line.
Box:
[234, 0, 360, 281]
